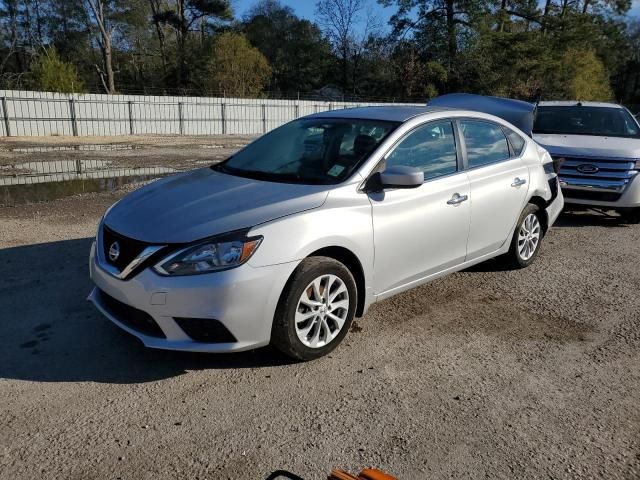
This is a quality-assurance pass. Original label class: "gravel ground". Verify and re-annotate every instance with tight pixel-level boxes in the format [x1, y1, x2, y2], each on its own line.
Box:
[0, 187, 639, 480]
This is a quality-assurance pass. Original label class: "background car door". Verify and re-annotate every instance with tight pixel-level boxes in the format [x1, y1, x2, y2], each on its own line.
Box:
[460, 120, 530, 259]
[369, 120, 471, 296]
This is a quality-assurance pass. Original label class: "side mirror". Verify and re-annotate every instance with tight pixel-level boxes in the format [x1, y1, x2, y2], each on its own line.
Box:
[376, 166, 423, 189]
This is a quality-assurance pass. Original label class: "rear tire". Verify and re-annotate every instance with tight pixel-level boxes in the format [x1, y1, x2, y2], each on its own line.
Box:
[502, 203, 544, 269]
[271, 256, 357, 361]
[619, 208, 640, 224]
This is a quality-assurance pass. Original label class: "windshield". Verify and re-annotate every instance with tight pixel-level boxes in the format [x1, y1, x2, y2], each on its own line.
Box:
[213, 118, 399, 184]
[533, 106, 640, 138]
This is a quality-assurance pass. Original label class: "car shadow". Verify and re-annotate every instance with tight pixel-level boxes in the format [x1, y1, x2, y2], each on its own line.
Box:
[0, 238, 294, 384]
[462, 209, 634, 274]
[461, 258, 513, 273]
[556, 209, 631, 228]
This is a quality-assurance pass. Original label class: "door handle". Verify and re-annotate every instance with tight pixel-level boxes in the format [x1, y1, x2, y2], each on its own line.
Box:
[447, 193, 468, 205]
[511, 177, 527, 187]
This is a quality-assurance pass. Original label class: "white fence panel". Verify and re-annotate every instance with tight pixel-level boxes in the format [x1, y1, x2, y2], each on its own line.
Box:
[0, 89, 422, 137]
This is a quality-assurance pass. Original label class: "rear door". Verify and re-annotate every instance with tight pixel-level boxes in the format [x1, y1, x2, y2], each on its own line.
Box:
[459, 119, 530, 259]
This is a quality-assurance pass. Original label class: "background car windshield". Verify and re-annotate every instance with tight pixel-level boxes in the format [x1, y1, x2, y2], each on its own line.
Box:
[215, 118, 398, 184]
[533, 106, 640, 138]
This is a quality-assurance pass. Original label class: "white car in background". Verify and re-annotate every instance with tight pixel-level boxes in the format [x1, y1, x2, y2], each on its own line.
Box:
[89, 98, 563, 360]
[532, 101, 640, 223]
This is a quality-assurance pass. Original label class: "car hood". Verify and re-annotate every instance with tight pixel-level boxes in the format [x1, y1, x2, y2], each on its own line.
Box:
[533, 133, 640, 159]
[104, 168, 330, 243]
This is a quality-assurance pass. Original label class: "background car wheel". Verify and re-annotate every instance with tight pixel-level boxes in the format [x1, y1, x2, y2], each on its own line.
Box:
[271, 256, 357, 361]
[502, 203, 543, 269]
[619, 208, 640, 224]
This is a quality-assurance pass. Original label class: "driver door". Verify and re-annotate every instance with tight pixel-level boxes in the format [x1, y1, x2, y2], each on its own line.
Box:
[368, 120, 471, 296]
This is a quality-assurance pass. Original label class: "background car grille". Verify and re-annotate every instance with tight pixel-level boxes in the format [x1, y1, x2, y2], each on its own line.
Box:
[556, 155, 637, 195]
[563, 190, 622, 202]
[98, 289, 166, 338]
[102, 226, 152, 272]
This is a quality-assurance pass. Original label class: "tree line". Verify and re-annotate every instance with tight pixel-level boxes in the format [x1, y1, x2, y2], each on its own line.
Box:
[1, 0, 639, 108]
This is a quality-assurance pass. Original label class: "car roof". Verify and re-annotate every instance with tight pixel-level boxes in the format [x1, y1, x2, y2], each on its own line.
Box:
[304, 105, 451, 122]
[537, 101, 623, 109]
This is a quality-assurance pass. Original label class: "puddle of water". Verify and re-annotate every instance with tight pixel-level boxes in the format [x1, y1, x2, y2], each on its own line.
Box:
[0, 167, 176, 186]
[2, 144, 141, 153]
[199, 143, 248, 149]
[1, 174, 167, 205]
[1, 159, 176, 185]
[2, 159, 113, 174]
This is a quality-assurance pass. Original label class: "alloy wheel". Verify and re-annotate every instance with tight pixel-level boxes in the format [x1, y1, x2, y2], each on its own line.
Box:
[517, 213, 541, 261]
[294, 274, 350, 348]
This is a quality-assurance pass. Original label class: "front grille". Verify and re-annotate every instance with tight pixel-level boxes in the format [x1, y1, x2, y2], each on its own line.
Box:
[174, 317, 237, 343]
[98, 289, 166, 338]
[555, 155, 637, 192]
[102, 226, 151, 272]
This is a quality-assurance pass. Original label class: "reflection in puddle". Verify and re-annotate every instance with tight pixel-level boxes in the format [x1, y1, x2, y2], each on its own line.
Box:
[1, 158, 176, 186]
[2, 144, 142, 153]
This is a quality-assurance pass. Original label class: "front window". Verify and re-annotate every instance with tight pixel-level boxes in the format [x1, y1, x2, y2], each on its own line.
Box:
[213, 118, 399, 184]
[385, 121, 458, 181]
[533, 106, 640, 138]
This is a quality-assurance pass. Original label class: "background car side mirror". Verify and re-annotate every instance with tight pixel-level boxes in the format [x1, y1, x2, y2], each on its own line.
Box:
[368, 166, 423, 191]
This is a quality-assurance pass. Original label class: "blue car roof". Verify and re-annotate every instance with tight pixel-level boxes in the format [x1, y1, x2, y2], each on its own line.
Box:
[305, 105, 451, 123]
[428, 93, 536, 136]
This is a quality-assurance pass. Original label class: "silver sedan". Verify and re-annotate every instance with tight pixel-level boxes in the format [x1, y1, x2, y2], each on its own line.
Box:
[89, 104, 563, 360]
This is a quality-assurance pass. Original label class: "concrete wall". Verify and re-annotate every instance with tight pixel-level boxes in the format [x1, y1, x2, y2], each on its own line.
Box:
[0, 90, 421, 137]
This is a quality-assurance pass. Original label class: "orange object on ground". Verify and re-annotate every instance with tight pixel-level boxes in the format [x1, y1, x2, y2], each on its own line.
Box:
[328, 468, 398, 480]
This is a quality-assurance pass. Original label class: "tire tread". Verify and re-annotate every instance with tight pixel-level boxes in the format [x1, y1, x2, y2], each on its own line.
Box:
[271, 256, 356, 361]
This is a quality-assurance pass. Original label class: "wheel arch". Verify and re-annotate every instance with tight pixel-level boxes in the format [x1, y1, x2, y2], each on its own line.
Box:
[306, 246, 367, 318]
[528, 195, 549, 233]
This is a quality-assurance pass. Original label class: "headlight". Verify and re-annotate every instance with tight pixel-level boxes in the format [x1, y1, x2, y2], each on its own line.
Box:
[153, 235, 262, 276]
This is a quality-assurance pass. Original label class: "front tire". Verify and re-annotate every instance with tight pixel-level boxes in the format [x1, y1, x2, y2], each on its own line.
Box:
[271, 256, 357, 361]
[502, 203, 544, 269]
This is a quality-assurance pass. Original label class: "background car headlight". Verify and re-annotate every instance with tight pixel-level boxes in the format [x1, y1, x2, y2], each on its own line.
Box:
[154, 236, 262, 276]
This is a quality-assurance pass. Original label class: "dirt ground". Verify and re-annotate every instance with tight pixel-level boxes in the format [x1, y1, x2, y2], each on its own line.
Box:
[1, 185, 639, 480]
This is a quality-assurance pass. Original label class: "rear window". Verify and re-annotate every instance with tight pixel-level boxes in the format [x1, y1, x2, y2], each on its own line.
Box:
[505, 128, 526, 156]
[534, 106, 640, 138]
[460, 120, 510, 168]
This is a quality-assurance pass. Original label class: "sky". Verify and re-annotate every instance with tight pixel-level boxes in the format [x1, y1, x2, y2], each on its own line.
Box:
[233, 0, 317, 20]
[232, 0, 397, 32]
[232, 0, 640, 24]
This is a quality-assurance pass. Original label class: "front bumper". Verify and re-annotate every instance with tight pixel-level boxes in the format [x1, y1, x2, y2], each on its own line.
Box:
[88, 242, 299, 352]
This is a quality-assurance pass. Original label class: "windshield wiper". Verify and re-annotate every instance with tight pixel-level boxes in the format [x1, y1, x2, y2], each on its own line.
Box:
[212, 163, 333, 185]
[211, 162, 231, 173]
[218, 167, 303, 183]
